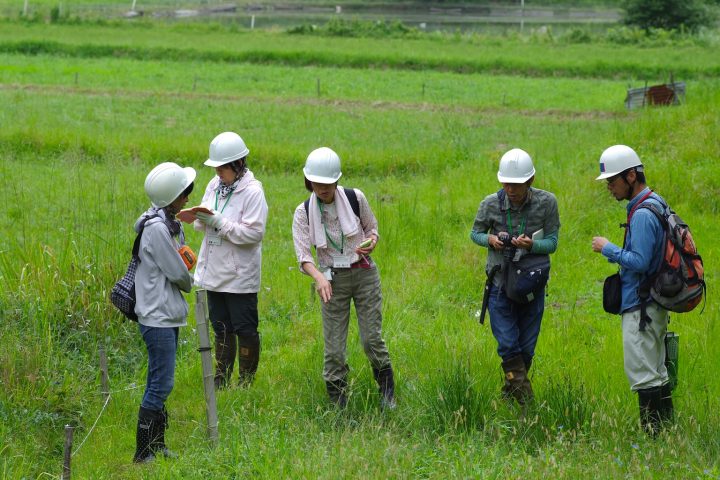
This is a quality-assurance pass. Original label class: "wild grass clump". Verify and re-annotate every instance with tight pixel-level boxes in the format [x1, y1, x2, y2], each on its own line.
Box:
[418, 358, 496, 433]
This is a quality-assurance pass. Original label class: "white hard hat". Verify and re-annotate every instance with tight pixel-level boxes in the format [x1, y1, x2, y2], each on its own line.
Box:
[205, 132, 250, 167]
[303, 147, 342, 184]
[497, 148, 535, 183]
[144, 162, 196, 208]
[596, 145, 642, 180]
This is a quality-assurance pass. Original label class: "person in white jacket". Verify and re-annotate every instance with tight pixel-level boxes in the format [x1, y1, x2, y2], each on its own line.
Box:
[133, 162, 196, 463]
[193, 132, 269, 388]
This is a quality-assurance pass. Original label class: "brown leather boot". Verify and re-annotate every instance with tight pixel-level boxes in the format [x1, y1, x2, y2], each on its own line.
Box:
[501, 355, 534, 406]
[214, 332, 237, 390]
[237, 334, 260, 387]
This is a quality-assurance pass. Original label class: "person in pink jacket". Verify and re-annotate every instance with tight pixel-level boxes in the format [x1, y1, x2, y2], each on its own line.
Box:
[193, 132, 269, 388]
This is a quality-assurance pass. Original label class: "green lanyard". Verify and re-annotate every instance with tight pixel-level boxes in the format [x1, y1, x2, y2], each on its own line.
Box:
[506, 209, 526, 237]
[214, 189, 235, 214]
[318, 199, 345, 254]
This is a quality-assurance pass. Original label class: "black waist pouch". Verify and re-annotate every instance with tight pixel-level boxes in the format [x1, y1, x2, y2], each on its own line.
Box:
[603, 273, 622, 314]
[504, 254, 550, 304]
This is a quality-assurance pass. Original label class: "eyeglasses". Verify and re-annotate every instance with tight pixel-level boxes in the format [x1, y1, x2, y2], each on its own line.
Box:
[606, 174, 621, 185]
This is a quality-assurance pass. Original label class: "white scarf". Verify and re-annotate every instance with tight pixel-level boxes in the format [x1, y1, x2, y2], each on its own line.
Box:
[308, 187, 360, 249]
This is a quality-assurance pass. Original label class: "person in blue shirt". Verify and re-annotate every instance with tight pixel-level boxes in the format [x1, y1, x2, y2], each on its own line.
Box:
[592, 144, 673, 436]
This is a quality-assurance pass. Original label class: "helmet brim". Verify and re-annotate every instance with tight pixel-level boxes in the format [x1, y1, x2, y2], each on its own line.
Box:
[497, 170, 535, 184]
[304, 171, 342, 184]
[204, 149, 249, 167]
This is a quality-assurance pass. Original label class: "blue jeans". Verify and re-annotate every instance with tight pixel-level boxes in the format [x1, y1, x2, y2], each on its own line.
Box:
[139, 324, 179, 411]
[488, 285, 544, 364]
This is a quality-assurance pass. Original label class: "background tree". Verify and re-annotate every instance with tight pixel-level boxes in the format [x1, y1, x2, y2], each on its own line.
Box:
[623, 0, 716, 31]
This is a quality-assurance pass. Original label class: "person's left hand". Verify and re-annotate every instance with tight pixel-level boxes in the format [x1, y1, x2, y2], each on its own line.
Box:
[196, 210, 226, 230]
[356, 236, 377, 255]
[592, 236, 609, 253]
[511, 234, 533, 251]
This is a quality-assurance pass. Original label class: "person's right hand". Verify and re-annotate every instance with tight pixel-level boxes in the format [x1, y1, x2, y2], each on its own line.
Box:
[315, 276, 333, 303]
[488, 233, 506, 250]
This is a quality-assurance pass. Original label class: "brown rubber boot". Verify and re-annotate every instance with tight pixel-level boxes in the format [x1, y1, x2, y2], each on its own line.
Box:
[214, 332, 237, 390]
[237, 334, 260, 387]
[501, 355, 534, 406]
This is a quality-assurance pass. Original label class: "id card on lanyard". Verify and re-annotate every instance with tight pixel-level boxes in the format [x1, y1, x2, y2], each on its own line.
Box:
[319, 200, 352, 269]
[208, 187, 235, 246]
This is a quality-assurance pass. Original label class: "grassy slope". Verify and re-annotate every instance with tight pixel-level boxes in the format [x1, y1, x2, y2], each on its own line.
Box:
[1, 21, 719, 479]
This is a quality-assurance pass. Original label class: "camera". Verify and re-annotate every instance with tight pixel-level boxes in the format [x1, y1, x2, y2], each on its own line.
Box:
[497, 232, 517, 261]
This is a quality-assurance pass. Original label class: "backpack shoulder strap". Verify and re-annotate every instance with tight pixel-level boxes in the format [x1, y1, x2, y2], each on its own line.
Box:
[496, 189, 507, 228]
[132, 214, 160, 258]
[304, 188, 360, 219]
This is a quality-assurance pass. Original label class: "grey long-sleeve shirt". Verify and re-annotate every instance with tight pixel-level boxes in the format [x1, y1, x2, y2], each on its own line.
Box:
[134, 211, 193, 327]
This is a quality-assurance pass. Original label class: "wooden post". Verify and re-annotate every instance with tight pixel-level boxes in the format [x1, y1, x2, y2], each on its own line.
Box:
[195, 289, 218, 445]
[250, 14, 255, 29]
[193, 76, 197, 91]
[520, 0, 525, 32]
[74, 72, 78, 85]
[422, 83, 425, 100]
[62, 425, 74, 479]
[99, 345, 110, 401]
[316, 78, 320, 97]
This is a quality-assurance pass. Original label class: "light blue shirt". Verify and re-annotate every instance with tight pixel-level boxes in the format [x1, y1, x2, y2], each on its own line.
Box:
[601, 187, 665, 312]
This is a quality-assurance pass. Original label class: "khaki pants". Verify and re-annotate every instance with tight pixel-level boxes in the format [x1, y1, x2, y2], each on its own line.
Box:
[321, 266, 391, 382]
[622, 302, 669, 391]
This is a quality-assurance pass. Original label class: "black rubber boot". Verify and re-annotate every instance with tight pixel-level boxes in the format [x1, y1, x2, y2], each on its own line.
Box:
[237, 334, 261, 387]
[151, 407, 177, 459]
[214, 332, 237, 390]
[372, 366, 397, 411]
[638, 386, 664, 437]
[660, 382, 674, 426]
[325, 377, 348, 409]
[133, 406, 161, 463]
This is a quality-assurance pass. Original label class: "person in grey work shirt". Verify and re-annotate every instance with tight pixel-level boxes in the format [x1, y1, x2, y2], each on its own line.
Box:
[470, 148, 560, 409]
[133, 162, 195, 463]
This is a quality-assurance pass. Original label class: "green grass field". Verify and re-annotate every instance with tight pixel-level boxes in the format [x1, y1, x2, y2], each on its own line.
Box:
[1, 19, 719, 479]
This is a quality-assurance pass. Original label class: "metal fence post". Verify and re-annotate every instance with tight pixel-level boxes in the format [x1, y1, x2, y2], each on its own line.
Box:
[195, 289, 219, 445]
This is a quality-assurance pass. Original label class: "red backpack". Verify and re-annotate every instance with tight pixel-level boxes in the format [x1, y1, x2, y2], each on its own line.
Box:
[638, 200, 705, 314]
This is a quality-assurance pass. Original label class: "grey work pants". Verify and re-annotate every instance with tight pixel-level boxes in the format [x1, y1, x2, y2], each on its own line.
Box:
[321, 266, 391, 382]
[622, 302, 670, 391]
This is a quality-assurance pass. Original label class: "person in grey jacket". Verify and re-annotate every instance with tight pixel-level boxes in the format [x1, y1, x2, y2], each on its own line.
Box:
[133, 162, 196, 463]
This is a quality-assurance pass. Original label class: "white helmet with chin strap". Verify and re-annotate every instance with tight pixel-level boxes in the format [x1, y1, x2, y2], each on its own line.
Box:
[144, 162, 196, 208]
[497, 148, 535, 184]
[596, 144, 642, 180]
[303, 147, 342, 184]
[205, 132, 250, 167]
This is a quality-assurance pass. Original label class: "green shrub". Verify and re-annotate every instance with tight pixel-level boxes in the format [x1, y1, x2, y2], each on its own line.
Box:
[622, 0, 716, 32]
